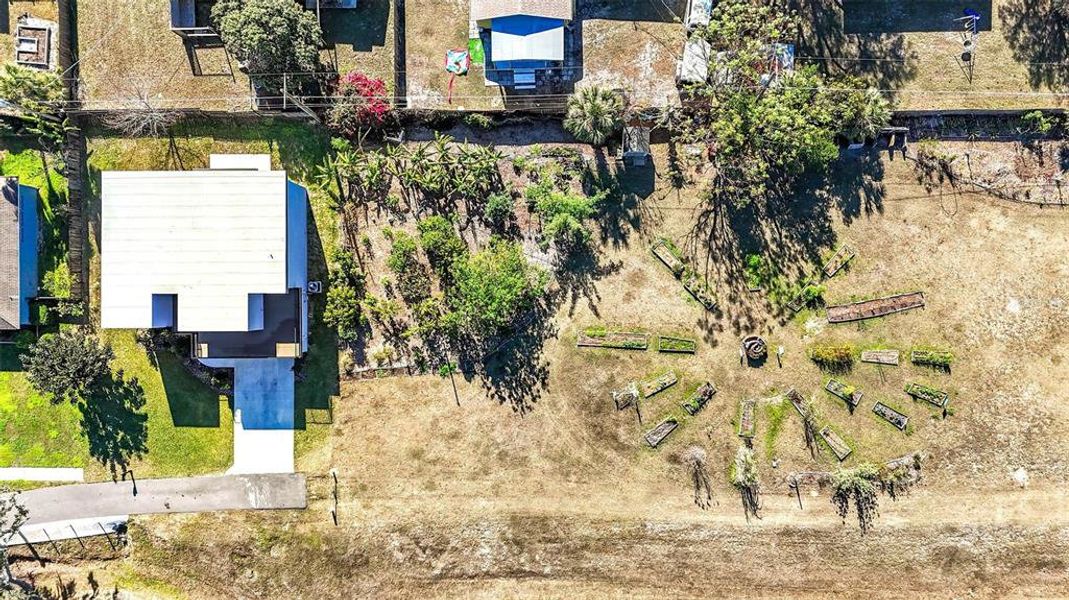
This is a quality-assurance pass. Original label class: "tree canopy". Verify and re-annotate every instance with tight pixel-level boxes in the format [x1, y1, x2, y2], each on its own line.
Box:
[21, 330, 114, 404]
[564, 86, 624, 146]
[679, 0, 892, 208]
[449, 239, 547, 335]
[212, 0, 323, 76]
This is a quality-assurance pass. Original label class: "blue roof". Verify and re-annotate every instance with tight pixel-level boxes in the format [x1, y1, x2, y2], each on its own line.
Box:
[17, 185, 37, 326]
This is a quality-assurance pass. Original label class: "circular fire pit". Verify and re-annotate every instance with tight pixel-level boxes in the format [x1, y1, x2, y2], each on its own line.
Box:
[742, 335, 767, 360]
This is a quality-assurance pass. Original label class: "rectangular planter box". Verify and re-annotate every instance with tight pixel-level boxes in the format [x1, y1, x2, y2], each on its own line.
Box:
[910, 349, 953, 368]
[640, 371, 678, 398]
[738, 398, 756, 439]
[651, 240, 685, 276]
[576, 330, 649, 350]
[827, 292, 925, 323]
[682, 381, 716, 416]
[657, 336, 697, 354]
[873, 401, 909, 431]
[819, 426, 852, 461]
[785, 388, 807, 417]
[644, 419, 679, 448]
[825, 379, 863, 408]
[904, 382, 950, 408]
[822, 244, 856, 278]
[861, 349, 900, 366]
[682, 274, 717, 311]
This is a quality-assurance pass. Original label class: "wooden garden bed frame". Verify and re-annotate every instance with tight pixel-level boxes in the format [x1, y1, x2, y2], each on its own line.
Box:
[682, 381, 716, 416]
[644, 419, 679, 448]
[738, 398, 756, 439]
[873, 401, 909, 431]
[821, 244, 856, 278]
[826, 292, 925, 324]
[576, 330, 649, 350]
[825, 378, 863, 409]
[639, 371, 678, 398]
[910, 349, 953, 368]
[819, 426, 853, 461]
[904, 383, 950, 409]
[657, 335, 697, 354]
[861, 349, 900, 366]
[682, 273, 717, 310]
[651, 240, 685, 276]
[785, 388, 807, 417]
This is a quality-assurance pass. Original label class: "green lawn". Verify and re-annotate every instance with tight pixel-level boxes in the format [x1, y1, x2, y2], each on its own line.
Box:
[0, 372, 87, 468]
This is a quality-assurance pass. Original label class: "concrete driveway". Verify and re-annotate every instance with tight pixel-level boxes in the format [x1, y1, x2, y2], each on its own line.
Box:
[17, 474, 306, 526]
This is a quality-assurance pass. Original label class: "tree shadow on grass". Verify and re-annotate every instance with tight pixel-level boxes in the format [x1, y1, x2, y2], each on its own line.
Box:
[790, 0, 919, 89]
[79, 371, 148, 480]
[999, 0, 1069, 91]
[475, 304, 557, 416]
[686, 152, 887, 339]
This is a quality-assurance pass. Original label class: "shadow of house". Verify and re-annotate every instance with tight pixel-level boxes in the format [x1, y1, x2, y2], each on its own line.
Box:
[841, 0, 992, 33]
[791, 0, 920, 89]
[319, 0, 389, 51]
[999, 0, 1069, 91]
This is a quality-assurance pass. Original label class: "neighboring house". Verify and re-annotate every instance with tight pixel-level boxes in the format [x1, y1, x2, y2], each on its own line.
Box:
[471, 0, 574, 89]
[101, 155, 308, 471]
[0, 178, 38, 331]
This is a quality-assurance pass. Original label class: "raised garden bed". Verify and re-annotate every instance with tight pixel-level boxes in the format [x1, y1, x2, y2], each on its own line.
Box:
[786, 279, 819, 313]
[576, 327, 649, 350]
[644, 419, 679, 448]
[826, 292, 925, 323]
[785, 388, 807, 417]
[819, 426, 853, 461]
[612, 384, 639, 410]
[861, 349, 900, 366]
[657, 336, 697, 354]
[682, 273, 717, 311]
[904, 382, 950, 409]
[911, 348, 954, 368]
[825, 378, 863, 409]
[682, 381, 716, 415]
[651, 239, 685, 276]
[873, 401, 909, 431]
[737, 398, 756, 439]
[639, 371, 678, 398]
[821, 244, 856, 278]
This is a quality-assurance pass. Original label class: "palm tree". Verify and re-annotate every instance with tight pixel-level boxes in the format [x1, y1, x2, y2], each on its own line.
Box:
[564, 86, 624, 146]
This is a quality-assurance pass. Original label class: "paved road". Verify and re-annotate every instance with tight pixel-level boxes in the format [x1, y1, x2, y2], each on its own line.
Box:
[17, 474, 306, 526]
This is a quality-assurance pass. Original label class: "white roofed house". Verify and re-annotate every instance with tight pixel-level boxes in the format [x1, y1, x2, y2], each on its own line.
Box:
[100, 155, 309, 471]
[471, 0, 575, 90]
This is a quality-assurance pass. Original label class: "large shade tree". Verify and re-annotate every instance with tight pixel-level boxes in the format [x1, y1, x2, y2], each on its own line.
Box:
[212, 0, 323, 75]
[21, 330, 114, 404]
[679, 0, 890, 208]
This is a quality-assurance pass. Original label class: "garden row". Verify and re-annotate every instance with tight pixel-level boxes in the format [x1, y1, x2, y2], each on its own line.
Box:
[577, 326, 696, 354]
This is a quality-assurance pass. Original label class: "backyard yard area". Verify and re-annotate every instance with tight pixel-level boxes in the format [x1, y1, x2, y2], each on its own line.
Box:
[795, 0, 1069, 109]
[75, 0, 395, 111]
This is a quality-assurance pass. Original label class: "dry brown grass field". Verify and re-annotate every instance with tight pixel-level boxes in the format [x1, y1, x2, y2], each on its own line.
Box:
[11, 135, 1069, 598]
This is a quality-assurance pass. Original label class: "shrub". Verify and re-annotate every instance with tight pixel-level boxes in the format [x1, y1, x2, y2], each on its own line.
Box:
[807, 342, 855, 368]
[531, 187, 602, 252]
[22, 330, 114, 404]
[328, 71, 391, 135]
[484, 192, 515, 226]
[463, 113, 494, 129]
[323, 282, 363, 341]
[564, 86, 624, 145]
[386, 232, 431, 301]
[449, 239, 547, 335]
[417, 215, 467, 272]
[1021, 110, 1054, 135]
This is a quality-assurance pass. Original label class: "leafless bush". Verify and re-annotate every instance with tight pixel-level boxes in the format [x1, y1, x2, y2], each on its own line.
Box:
[681, 445, 713, 509]
[102, 78, 180, 138]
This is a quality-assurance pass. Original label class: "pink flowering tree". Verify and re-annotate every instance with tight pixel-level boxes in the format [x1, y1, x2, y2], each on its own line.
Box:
[327, 71, 391, 137]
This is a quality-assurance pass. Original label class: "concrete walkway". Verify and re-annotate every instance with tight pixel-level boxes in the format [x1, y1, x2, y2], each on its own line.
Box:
[227, 414, 295, 475]
[16, 474, 306, 526]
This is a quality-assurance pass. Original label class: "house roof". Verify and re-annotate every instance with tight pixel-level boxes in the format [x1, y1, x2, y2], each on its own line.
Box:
[0, 178, 19, 330]
[100, 157, 289, 333]
[471, 0, 573, 21]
